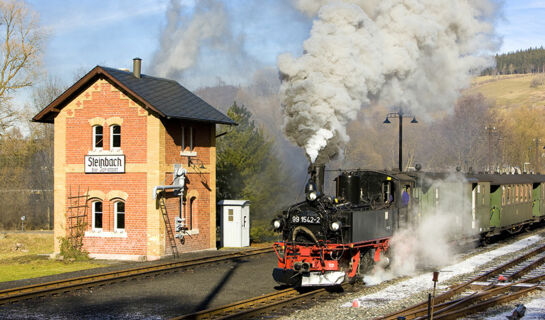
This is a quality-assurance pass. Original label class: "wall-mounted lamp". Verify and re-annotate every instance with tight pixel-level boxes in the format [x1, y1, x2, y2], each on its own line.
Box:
[187, 157, 205, 169]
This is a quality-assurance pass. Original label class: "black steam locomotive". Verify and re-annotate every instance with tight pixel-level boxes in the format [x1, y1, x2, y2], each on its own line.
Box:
[272, 165, 545, 287]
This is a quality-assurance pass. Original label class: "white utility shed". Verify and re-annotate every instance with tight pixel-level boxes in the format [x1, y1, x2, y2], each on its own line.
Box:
[218, 200, 250, 247]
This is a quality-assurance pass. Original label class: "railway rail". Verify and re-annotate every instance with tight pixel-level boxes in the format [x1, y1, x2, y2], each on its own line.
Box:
[174, 283, 354, 319]
[0, 247, 274, 306]
[378, 243, 545, 320]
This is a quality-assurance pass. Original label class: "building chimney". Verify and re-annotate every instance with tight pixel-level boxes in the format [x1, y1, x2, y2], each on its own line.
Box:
[133, 57, 142, 78]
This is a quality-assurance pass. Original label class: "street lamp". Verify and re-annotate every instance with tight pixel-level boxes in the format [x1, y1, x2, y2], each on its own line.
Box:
[383, 109, 418, 172]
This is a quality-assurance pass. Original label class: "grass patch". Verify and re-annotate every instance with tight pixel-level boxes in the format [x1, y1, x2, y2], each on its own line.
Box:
[0, 232, 108, 282]
[0, 256, 107, 282]
[468, 74, 545, 108]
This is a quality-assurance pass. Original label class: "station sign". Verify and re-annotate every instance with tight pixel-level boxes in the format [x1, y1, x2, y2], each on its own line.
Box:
[85, 155, 125, 173]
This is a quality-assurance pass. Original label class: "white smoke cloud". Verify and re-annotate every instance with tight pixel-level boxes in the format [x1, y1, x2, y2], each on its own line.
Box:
[364, 173, 476, 284]
[151, 0, 259, 87]
[279, 0, 501, 163]
[152, 0, 227, 77]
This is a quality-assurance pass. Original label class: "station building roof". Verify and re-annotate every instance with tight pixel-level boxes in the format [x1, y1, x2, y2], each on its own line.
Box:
[32, 65, 236, 125]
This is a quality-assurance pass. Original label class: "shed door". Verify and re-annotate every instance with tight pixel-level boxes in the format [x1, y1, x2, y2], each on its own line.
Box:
[224, 206, 241, 246]
[241, 207, 249, 246]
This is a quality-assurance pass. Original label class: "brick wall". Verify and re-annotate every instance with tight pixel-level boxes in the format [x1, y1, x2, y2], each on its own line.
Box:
[58, 77, 217, 259]
[163, 120, 214, 253]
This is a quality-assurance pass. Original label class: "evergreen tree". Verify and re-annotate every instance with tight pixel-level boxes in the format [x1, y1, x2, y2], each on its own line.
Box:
[482, 47, 545, 75]
[217, 102, 293, 241]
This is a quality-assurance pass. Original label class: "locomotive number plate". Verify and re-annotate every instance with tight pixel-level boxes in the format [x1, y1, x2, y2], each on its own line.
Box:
[292, 215, 321, 224]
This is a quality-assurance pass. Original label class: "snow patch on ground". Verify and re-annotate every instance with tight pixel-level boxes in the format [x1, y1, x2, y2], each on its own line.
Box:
[343, 235, 543, 308]
[484, 294, 545, 319]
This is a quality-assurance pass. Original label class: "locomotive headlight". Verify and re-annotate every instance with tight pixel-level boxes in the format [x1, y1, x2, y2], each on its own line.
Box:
[330, 221, 342, 231]
[306, 190, 317, 201]
[272, 219, 282, 230]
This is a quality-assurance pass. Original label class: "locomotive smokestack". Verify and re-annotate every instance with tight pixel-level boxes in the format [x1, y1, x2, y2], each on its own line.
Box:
[308, 164, 326, 194]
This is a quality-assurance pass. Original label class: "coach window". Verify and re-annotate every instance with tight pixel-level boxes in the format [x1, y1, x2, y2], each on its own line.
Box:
[110, 125, 121, 150]
[502, 186, 506, 206]
[93, 125, 103, 150]
[92, 201, 103, 231]
[114, 201, 125, 232]
[507, 186, 511, 204]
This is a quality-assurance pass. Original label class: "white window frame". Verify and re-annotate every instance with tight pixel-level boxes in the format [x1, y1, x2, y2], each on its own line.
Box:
[93, 125, 104, 151]
[189, 196, 197, 230]
[114, 201, 125, 232]
[110, 125, 121, 151]
[92, 201, 103, 231]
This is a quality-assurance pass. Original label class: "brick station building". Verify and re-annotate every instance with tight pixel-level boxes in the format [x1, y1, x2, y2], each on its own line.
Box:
[33, 58, 235, 260]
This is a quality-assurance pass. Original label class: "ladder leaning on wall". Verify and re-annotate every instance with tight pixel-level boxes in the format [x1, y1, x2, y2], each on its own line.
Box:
[157, 191, 179, 258]
[66, 186, 89, 251]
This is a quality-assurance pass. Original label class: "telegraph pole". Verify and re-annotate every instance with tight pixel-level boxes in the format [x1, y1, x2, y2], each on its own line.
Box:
[485, 125, 497, 173]
[533, 137, 542, 172]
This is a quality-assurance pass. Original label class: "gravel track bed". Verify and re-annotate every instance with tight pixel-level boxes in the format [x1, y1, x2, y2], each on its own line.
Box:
[276, 228, 545, 320]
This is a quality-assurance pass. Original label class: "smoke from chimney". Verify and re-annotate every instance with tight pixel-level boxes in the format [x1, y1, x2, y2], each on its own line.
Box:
[279, 0, 501, 164]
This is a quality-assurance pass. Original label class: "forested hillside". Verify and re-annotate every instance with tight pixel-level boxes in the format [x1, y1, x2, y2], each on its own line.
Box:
[482, 47, 545, 75]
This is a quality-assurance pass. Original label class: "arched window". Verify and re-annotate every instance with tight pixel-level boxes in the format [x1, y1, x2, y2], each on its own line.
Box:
[92, 201, 103, 230]
[114, 201, 125, 232]
[189, 196, 196, 230]
[93, 125, 103, 150]
[110, 125, 121, 149]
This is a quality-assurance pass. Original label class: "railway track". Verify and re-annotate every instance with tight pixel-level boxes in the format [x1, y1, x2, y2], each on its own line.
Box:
[378, 243, 545, 320]
[174, 282, 354, 319]
[0, 247, 273, 306]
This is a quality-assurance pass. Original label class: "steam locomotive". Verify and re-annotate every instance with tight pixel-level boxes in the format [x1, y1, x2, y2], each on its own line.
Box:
[271, 165, 545, 287]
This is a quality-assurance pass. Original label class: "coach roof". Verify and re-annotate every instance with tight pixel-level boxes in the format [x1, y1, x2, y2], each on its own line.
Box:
[32, 65, 236, 125]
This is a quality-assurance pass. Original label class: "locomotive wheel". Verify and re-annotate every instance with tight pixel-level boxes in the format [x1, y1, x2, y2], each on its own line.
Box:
[507, 225, 523, 235]
[358, 250, 375, 275]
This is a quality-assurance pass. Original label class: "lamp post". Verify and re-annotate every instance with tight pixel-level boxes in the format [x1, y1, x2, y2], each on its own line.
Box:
[384, 110, 418, 172]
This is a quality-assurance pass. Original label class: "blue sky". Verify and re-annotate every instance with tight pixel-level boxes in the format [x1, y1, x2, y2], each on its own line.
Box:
[17, 0, 545, 108]
[497, 1, 545, 53]
[27, 0, 310, 88]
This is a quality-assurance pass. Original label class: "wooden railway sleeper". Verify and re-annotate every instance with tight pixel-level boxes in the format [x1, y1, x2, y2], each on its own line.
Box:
[507, 253, 545, 281]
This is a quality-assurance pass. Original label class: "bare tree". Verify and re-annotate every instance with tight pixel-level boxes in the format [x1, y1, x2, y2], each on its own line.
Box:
[25, 77, 64, 229]
[0, 0, 43, 133]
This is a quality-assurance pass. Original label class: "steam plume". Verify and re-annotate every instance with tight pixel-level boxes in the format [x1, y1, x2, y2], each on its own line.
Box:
[365, 173, 475, 284]
[152, 0, 258, 87]
[279, 0, 501, 163]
